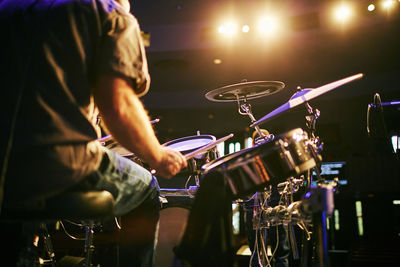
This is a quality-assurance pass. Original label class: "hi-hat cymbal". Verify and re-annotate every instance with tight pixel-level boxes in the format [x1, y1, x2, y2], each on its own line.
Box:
[251, 73, 364, 127]
[205, 80, 285, 102]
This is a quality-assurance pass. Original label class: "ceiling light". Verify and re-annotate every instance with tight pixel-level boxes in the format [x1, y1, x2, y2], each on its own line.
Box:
[218, 21, 238, 36]
[382, 0, 395, 10]
[242, 25, 250, 33]
[213, 59, 222, 64]
[368, 4, 375, 11]
[333, 4, 353, 23]
[257, 16, 279, 35]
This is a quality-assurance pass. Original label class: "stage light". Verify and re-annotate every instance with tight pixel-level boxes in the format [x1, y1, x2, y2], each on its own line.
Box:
[333, 3, 353, 23]
[213, 58, 222, 65]
[382, 0, 395, 10]
[368, 3, 375, 11]
[218, 21, 238, 36]
[242, 24, 250, 33]
[257, 15, 279, 35]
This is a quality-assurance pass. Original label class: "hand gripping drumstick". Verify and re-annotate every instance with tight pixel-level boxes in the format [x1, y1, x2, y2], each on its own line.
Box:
[149, 133, 234, 175]
[184, 133, 234, 160]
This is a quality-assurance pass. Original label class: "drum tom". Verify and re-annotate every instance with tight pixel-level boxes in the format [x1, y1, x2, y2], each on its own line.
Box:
[201, 128, 319, 199]
[163, 135, 219, 174]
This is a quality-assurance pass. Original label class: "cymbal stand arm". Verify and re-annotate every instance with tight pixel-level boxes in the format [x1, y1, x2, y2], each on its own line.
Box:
[304, 102, 320, 139]
[236, 95, 267, 141]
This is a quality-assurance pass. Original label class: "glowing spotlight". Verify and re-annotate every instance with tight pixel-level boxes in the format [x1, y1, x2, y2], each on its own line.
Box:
[333, 4, 353, 23]
[242, 24, 250, 33]
[257, 16, 279, 35]
[368, 4, 375, 11]
[382, 0, 395, 10]
[213, 58, 222, 65]
[218, 21, 238, 36]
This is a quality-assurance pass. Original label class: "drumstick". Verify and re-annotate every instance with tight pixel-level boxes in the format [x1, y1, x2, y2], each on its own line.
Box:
[184, 133, 234, 160]
[149, 133, 234, 176]
[150, 118, 160, 124]
[98, 118, 160, 143]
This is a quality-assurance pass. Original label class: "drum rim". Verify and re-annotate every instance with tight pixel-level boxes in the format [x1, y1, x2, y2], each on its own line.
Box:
[162, 134, 216, 153]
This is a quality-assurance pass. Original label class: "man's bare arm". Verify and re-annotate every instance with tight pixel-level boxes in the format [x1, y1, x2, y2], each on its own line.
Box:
[93, 75, 186, 178]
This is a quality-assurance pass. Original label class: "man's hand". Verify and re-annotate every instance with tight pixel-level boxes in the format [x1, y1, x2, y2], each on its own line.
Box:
[151, 147, 187, 178]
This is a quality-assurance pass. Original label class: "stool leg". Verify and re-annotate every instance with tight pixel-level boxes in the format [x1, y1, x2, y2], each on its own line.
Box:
[84, 221, 95, 267]
[15, 222, 56, 266]
[39, 223, 56, 266]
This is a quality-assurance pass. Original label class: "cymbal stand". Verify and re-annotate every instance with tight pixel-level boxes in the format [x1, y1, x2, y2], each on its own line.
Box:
[298, 86, 319, 139]
[236, 95, 273, 143]
[285, 179, 300, 261]
[298, 90, 323, 185]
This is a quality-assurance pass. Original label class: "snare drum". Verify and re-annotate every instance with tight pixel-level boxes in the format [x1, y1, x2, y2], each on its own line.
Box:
[155, 195, 194, 267]
[163, 135, 219, 175]
[201, 128, 318, 199]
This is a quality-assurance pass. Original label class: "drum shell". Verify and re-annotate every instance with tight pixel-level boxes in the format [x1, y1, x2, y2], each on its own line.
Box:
[201, 128, 317, 199]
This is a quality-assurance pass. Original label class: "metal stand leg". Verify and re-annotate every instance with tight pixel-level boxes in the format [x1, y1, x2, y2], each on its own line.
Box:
[84, 221, 95, 267]
[315, 211, 330, 267]
[39, 223, 56, 266]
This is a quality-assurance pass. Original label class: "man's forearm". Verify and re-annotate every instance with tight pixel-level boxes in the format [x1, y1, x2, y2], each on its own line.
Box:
[94, 76, 163, 167]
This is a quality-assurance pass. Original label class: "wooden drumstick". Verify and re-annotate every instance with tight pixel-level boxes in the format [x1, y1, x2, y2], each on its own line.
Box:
[149, 133, 234, 175]
[150, 118, 160, 124]
[184, 133, 234, 160]
[97, 118, 160, 143]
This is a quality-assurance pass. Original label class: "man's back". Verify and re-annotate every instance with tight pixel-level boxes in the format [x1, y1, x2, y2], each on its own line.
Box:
[0, 0, 112, 204]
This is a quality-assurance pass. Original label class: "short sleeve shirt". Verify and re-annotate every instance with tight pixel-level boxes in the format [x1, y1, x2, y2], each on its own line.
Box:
[0, 0, 150, 204]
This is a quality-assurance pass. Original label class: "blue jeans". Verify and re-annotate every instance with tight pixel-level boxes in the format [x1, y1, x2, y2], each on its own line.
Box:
[71, 147, 160, 267]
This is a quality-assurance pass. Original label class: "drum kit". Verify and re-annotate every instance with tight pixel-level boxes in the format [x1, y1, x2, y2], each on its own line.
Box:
[102, 73, 364, 267]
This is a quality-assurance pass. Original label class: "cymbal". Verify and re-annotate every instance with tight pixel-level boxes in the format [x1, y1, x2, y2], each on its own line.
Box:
[251, 73, 364, 127]
[205, 81, 285, 102]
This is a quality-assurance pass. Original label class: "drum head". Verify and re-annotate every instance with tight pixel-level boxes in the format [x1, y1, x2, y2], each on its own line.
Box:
[163, 135, 216, 154]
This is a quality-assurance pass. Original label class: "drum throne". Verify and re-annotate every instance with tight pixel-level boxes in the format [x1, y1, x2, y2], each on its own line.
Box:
[0, 190, 115, 266]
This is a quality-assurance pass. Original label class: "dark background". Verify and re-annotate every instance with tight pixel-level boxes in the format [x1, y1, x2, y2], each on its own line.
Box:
[131, 0, 400, 265]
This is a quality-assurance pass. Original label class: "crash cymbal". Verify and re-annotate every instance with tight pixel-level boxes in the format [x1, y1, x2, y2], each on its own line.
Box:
[205, 80, 285, 102]
[251, 73, 364, 127]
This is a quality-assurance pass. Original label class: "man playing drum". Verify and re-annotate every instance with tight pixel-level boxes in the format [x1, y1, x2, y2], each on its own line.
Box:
[0, 0, 186, 265]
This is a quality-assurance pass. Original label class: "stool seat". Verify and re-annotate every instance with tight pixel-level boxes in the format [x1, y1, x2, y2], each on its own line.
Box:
[1, 191, 115, 221]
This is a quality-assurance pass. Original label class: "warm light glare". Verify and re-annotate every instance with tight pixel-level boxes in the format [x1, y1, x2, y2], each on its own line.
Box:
[368, 4, 375, 11]
[213, 58, 222, 65]
[218, 21, 238, 36]
[242, 24, 250, 33]
[334, 4, 353, 22]
[382, 0, 395, 10]
[258, 16, 279, 35]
